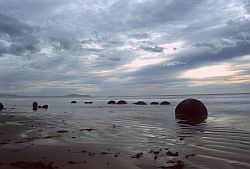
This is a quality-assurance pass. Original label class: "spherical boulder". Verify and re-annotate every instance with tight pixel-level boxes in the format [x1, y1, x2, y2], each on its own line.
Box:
[134, 101, 147, 105]
[0, 102, 4, 110]
[107, 100, 116, 104]
[175, 98, 207, 124]
[150, 102, 159, 105]
[117, 100, 127, 104]
[33, 101, 38, 110]
[71, 101, 77, 104]
[160, 101, 170, 105]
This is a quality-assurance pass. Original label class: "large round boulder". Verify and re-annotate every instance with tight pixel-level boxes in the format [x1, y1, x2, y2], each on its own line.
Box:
[117, 100, 127, 104]
[0, 102, 4, 110]
[107, 100, 116, 104]
[175, 98, 207, 124]
[134, 101, 147, 105]
[71, 101, 77, 104]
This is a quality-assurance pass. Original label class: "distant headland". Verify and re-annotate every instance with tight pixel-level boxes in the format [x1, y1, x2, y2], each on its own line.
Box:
[0, 94, 91, 98]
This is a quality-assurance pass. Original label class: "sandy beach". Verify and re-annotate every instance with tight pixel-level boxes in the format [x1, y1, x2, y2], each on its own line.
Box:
[0, 113, 187, 169]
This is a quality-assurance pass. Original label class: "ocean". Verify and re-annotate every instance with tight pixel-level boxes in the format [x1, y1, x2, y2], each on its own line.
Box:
[1, 94, 250, 168]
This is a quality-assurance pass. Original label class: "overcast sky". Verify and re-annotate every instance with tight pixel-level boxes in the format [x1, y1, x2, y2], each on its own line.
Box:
[0, 0, 250, 96]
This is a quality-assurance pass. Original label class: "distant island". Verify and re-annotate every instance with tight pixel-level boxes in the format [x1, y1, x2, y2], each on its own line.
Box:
[63, 94, 91, 98]
[0, 94, 91, 98]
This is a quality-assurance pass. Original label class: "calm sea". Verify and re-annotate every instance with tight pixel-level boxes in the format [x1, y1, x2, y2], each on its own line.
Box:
[1, 94, 250, 168]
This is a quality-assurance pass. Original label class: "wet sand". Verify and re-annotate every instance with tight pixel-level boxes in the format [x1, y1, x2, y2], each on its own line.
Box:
[0, 113, 186, 169]
[1, 144, 142, 169]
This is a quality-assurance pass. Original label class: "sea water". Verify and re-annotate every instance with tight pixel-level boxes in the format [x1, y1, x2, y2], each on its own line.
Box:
[1, 94, 250, 168]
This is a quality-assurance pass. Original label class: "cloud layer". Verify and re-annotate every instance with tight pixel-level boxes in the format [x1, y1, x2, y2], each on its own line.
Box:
[0, 0, 250, 95]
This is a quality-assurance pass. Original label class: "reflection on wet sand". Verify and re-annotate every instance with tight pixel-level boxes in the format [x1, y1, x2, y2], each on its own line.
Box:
[176, 117, 250, 169]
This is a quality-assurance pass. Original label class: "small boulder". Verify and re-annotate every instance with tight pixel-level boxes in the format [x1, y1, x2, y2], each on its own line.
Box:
[71, 101, 77, 104]
[85, 101, 93, 104]
[33, 102, 38, 110]
[150, 102, 159, 105]
[107, 100, 116, 104]
[160, 101, 170, 105]
[117, 100, 127, 104]
[175, 98, 207, 124]
[134, 101, 147, 105]
[42, 105, 48, 109]
[0, 102, 4, 110]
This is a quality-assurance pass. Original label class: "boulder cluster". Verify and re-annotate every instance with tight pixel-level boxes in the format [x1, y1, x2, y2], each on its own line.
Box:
[107, 100, 128, 104]
[107, 100, 170, 105]
[4, 98, 208, 125]
[33, 101, 48, 110]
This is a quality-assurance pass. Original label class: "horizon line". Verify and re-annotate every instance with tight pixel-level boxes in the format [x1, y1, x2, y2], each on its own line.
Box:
[0, 92, 250, 98]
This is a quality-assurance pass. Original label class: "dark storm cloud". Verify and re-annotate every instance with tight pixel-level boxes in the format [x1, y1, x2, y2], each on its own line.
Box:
[0, 13, 32, 36]
[0, 13, 39, 56]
